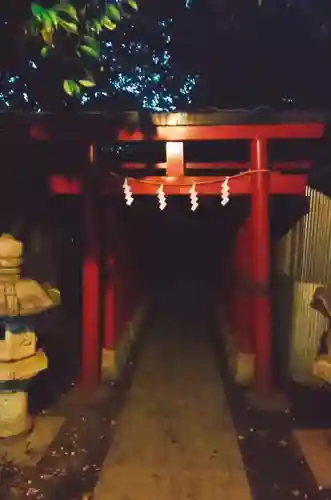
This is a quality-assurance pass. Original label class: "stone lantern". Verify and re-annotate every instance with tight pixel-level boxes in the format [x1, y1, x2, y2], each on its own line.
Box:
[0, 234, 60, 438]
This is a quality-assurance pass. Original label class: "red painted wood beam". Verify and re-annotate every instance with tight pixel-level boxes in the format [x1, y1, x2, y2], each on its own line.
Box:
[107, 175, 252, 195]
[121, 161, 312, 171]
[50, 176, 82, 194]
[31, 122, 324, 142]
[118, 123, 324, 142]
[49, 172, 308, 196]
[270, 173, 307, 194]
[50, 174, 250, 195]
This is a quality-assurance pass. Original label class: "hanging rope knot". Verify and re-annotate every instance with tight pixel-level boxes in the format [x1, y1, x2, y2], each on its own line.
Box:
[157, 184, 167, 210]
[189, 183, 199, 211]
[123, 177, 134, 206]
[221, 176, 230, 206]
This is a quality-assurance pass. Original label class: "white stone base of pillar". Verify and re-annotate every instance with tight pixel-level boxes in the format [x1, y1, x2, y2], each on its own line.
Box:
[229, 349, 256, 386]
[101, 348, 117, 381]
[224, 330, 255, 386]
[0, 391, 32, 438]
[215, 309, 256, 386]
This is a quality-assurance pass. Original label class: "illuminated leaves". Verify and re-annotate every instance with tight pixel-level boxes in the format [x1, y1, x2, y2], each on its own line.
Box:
[63, 79, 80, 96]
[53, 3, 79, 22]
[40, 46, 50, 57]
[79, 44, 99, 58]
[57, 18, 78, 34]
[128, 0, 139, 11]
[89, 19, 103, 34]
[64, 71, 95, 97]
[46, 9, 58, 28]
[41, 28, 53, 46]
[31, 3, 46, 21]
[28, 0, 140, 96]
[78, 73, 96, 87]
[106, 5, 121, 22]
[31, 4, 57, 46]
[102, 17, 117, 31]
[79, 36, 101, 58]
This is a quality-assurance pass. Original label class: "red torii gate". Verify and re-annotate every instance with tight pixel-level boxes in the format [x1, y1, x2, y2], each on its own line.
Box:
[28, 112, 324, 406]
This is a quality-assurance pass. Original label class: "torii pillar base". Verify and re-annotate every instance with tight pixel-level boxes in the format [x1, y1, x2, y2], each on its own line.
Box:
[245, 388, 290, 414]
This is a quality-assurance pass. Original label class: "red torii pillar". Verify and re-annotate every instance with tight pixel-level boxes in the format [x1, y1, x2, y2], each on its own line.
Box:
[103, 209, 116, 352]
[249, 139, 273, 396]
[81, 144, 101, 390]
[244, 137, 288, 410]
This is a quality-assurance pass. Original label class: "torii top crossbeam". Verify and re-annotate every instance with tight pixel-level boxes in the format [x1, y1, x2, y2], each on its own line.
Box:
[22, 109, 325, 197]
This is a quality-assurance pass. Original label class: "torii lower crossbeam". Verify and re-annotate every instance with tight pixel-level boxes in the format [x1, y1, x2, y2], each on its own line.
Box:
[50, 172, 307, 196]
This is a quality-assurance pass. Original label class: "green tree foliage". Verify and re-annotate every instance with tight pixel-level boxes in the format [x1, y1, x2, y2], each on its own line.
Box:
[26, 0, 139, 95]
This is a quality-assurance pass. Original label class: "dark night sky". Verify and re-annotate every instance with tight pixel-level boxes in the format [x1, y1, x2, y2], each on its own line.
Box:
[1, 0, 331, 109]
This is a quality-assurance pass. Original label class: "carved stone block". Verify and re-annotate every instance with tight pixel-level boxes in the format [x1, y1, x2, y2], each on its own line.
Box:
[0, 351, 47, 381]
[0, 330, 36, 362]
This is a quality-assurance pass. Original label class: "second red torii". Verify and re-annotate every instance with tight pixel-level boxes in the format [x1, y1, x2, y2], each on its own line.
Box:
[26, 111, 326, 405]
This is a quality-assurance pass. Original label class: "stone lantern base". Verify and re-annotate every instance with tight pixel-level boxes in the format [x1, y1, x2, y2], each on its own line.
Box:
[0, 392, 32, 438]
